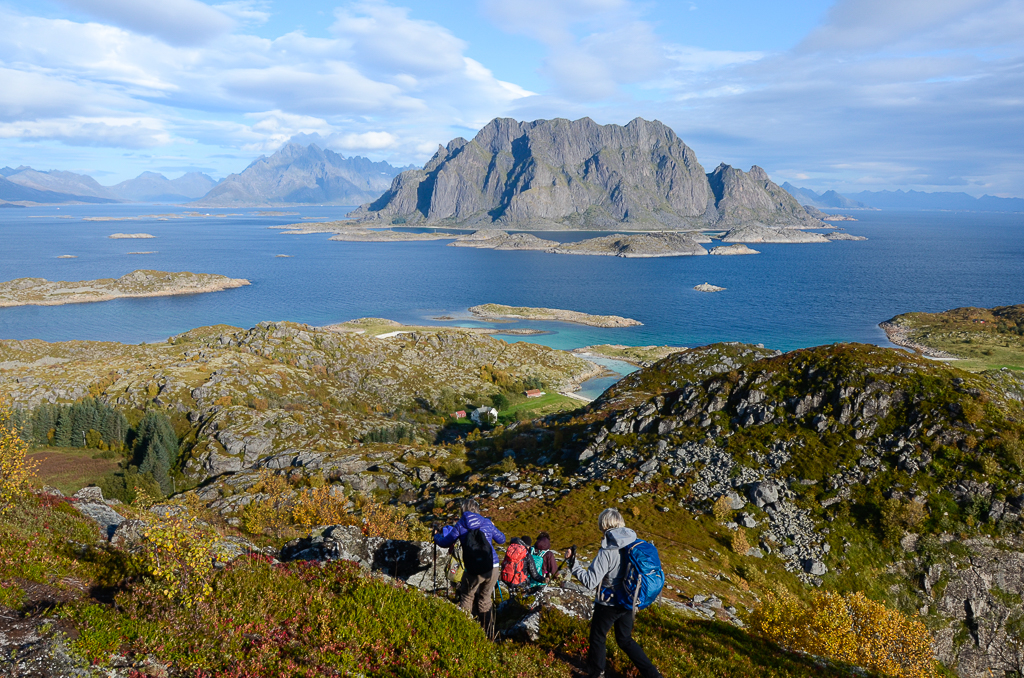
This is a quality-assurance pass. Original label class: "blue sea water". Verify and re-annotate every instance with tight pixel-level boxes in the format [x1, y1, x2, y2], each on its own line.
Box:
[1, 205, 1022, 375]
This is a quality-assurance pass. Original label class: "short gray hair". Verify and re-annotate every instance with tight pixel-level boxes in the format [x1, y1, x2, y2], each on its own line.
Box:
[598, 508, 625, 532]
[461, 498, 481, 514]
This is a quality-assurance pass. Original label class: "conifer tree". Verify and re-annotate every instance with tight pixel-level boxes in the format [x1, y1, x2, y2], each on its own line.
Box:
[134, 412, 178, 494]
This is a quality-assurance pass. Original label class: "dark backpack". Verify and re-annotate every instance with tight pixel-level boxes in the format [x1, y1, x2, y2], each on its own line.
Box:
[605, 539, 665, 613]
[462, 528, 493, 577]
[501, 542, 529, 586]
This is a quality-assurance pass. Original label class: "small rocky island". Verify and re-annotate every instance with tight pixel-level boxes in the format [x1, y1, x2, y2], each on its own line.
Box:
[709, 244, 760, 255]
[468, 303, 642, 327]
[551, 232, 709, 257]
[0, 270, 250, 308]
[694, 283, 726, 292]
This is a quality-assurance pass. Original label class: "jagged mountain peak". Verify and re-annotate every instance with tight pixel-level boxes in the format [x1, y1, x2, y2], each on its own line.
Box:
[354, 117, 816, 230]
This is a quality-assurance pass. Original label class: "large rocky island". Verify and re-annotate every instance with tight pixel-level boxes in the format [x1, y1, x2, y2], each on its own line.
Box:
[0, 270, 250, 308]
[350, 117, 821, 231]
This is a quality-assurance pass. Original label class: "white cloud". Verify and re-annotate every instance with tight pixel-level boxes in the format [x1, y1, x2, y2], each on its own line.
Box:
[54, 0, 234, 46]
[483, 0, 668, 101]
[213, 1, 270, 26]
[331, 2, 467, 78]
[800, 0, 1005, 52]
[0, 117, 171, 147]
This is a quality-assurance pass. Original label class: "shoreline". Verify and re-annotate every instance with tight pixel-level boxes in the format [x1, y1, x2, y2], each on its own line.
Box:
[878, 321, 959, 359]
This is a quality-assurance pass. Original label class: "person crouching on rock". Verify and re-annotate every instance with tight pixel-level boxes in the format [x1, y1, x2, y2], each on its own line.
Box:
[434, 498, 506, 635]
[565, 509, 662, 678]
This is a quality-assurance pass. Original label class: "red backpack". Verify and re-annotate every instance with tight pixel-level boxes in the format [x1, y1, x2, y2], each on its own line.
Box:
[500, 543, 529, 586]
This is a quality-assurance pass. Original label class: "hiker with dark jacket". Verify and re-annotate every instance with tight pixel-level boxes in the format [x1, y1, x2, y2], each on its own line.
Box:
[434, 498, 506, 631]
[533, 532, 560, 579]
[565, 509, 662, 678]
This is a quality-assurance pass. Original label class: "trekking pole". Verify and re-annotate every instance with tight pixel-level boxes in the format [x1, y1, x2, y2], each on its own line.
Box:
[432, 525, 438, 595]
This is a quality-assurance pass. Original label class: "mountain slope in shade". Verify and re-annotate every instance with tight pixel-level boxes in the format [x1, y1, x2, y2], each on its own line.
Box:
[190, 144, 409, 207]
[0, 176, 118, 204]
[847, 189, 1024, 212]
[781, 183, 866, 209]
[108, 171, 219, 202]
[352, 117, 817, 230]
[5, 167, 116, 200]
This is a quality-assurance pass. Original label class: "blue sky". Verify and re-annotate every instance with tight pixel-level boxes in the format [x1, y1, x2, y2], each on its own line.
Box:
[1, 0, 1022, 197]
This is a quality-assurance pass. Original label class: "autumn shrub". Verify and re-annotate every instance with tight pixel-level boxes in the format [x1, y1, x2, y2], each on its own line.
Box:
[138, 511, 219, 608]
[292, 485, 353, 529]
[0, 399, 38, 514]
[360, 497, 421, 540]
[752, 588, 937, 678]
[731, 527, 751, 555]
[712, 494, 733, 521]
[881, 497, 929, 543]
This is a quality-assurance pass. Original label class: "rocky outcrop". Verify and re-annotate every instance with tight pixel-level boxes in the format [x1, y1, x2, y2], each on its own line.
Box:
[551, 232, 709, 257]
[468, 304, 642, 327]
[709, 244, 760, 255]
[708, 164, 821, 229]
[825, 231, 867, 241]
[449, 231, 559, 250]
[191, 143, 410, 207]
[721, 224, 830, 243]
[352, 117, 816, 231]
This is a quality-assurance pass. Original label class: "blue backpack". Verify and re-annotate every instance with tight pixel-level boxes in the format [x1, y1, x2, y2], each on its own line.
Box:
[609, 540, 664, 613]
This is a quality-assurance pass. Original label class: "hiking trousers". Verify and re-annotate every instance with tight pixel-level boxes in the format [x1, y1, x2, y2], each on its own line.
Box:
[587, 604, 662, 678]
[459, 565, 499, 615]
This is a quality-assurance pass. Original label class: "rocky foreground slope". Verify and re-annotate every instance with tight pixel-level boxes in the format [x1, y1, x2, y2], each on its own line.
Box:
[351, 117, 821, 231]
[7, 318, 1024, 676]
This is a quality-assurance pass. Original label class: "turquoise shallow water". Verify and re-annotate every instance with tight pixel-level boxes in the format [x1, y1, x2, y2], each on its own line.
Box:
[1, 205, 1022, 360]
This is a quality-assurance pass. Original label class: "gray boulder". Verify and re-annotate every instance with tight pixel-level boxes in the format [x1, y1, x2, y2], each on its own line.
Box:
[749, 481, 779, 508]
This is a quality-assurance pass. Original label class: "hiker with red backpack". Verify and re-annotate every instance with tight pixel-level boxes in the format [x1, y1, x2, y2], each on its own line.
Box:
[501, 536, 546, 590]
[433, 498, 506, 633]
[565, 508, 664, 678]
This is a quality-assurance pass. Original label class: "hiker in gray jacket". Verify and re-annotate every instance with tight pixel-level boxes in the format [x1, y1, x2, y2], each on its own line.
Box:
[565, 508, 662, 678]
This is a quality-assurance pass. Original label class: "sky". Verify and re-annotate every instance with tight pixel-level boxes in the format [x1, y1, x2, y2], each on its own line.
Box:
[0, 0, 1022, 196]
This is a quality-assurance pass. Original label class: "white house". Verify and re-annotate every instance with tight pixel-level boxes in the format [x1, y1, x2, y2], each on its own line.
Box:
[471, 406, 498, 425]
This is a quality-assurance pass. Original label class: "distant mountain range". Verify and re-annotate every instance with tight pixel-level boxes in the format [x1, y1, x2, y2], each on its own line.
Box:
[190, 143, 413, 207]
[782, 183, 1024, 212]
[0, 166, 216, 204]
[781, 183, 866, 209]
[845, 189, 1024, 212]
[0, 145, 413, 207]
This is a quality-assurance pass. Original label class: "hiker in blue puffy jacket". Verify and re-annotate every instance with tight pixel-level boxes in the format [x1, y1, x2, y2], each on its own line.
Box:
[434, 498, 506, 633]
[565, 508, 662, 678]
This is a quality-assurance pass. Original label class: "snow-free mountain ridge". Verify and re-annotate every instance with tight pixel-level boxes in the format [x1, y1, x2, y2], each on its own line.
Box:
[352, 117, 820, 230]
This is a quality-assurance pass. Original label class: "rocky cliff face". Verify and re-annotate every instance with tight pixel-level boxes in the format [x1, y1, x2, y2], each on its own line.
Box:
[192, 143, 408, 207]
[352, 117, 813, 230]
[709, 164, 820, 228]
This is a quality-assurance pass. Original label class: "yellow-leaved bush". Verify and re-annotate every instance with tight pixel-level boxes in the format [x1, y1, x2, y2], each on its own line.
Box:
[752, 588, 937, 678]
[0, 399, 37, 515]
[139, 511, 218, 608]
